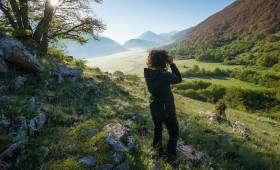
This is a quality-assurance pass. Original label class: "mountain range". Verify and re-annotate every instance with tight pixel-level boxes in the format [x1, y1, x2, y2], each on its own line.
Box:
[167, 0, 280, 64]
[65, 28, 193, 58]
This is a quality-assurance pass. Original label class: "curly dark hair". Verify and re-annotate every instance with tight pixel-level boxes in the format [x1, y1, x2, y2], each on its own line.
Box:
[146, 50, 169, 69]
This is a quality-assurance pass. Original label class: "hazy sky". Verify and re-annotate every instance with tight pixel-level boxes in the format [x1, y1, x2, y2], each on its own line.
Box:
[92, 0, 235, 44]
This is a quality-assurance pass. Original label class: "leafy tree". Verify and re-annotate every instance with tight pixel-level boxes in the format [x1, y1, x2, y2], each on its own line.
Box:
[0, 0, 105, 51]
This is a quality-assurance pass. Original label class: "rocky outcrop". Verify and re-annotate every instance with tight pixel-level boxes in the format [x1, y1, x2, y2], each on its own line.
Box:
[199, 111, 221, 122]
[51, 66, 83, 83]
[113, 162, 130, 170]
[232, 121, 250, 138]
[0, 112, 47, 165]
[104, 123, 131, 152]
[177, 144, 208, 163]
[104, 123, 131, 142]
[0, 37, 42, 73]
[120, 113, 140, 122]
[79, 155, 96, 168]
[12, 76, 26, 89]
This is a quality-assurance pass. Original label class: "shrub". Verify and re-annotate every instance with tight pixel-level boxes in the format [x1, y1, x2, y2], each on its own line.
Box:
[174, 81, 211, 91]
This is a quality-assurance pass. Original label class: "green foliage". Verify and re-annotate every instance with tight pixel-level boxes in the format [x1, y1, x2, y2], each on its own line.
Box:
[182, 65, 229, 77]
[229, 68, 280, 88]
[256, 54, 279, 67]
[174, 80, 279, 112]
[174, 80, 211, 90]
[12, 29, 33, 39]
[167, 31, 280, 69]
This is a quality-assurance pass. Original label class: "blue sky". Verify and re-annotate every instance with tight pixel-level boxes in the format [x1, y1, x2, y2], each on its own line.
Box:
[92, 0, 235, 44]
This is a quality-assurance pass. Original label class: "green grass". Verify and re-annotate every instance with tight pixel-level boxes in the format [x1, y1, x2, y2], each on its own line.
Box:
[176, 59, 243, 71]
[2, 51, 280, 169]
[184, 77, 268, 90]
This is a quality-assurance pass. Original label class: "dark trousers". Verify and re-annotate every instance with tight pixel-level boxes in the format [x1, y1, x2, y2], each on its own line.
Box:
[150, 101, 179, 157]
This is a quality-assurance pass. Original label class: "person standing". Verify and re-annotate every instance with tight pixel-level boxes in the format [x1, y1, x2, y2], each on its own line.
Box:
[144, 50, 182, 163]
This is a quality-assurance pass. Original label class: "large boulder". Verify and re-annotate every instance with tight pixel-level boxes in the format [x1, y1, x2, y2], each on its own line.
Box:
[0, 37, 42, 73]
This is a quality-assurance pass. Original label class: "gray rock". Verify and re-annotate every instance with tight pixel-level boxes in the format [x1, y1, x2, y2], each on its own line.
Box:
[52, 66, 83, 78]
[85, 129, 97, 137]
[43, 80, 49, 89]
[12, 112, 47, 142]
[0, 96, 16, 102]
[79, 155, 96, 167]
[112, 152, 123, 163]
[104, 123, 132, 152]
[0, 57, 8, 73]
[218, 134, 232, 142]
[0, 114, 10, 134]
[177, 144, 207, 162]
[97, 164, 114, 170]
[0, 161, 8, 170]
[232, 121, 250, 138]
[113, 163, 130, 170]
[199, 111, 221, 122]
[0, 85, 8, 94]
[127, 136, 136, 151]
[13, 76, 26, 89]
[105, 135, 128, 152]
[0, 37, 42, 72]
[138, 125, 148, 137]
[121, 113, 140, 122]
[28, 112, 47, 133]
[58, 74, 64, 84]
[0, 141, 25, 161]
[151, 160, 161, 170]
[0, 114, 10, 127]
[46, 95, 58, 104]
[103, 123, 131, 141]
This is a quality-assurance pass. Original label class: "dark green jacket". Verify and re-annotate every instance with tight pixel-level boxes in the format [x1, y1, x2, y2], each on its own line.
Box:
[144, 63, 182, 103]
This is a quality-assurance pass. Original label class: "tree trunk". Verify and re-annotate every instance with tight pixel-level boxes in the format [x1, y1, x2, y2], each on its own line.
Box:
[40, 32, 49, 53]
[19, 0, 31, 30]
[0, 3, 18, 29]
[9, 0, 23, 29]
[33, 1, 55, 43]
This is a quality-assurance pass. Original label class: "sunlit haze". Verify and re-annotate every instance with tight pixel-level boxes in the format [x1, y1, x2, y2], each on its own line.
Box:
[49, 0, 59, 6]
[91, 0, 235, 44]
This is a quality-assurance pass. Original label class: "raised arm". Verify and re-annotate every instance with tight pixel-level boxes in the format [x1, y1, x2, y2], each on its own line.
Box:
[163, 63, 182, 84]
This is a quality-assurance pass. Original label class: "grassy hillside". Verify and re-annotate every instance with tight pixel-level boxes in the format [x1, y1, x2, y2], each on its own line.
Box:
[1, 47, 280, 169]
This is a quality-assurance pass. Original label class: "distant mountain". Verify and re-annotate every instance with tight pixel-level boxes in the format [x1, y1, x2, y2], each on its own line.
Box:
[158, 31, 178, 40]
[65, 37, 125, 58]
[123, 29, 192, 50]
[123, 39, 159, 50]
[138, 31, 163, 42]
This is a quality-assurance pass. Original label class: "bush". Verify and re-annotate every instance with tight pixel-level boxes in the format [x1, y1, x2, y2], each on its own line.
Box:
[225, 88, 279, 112]
[174, 81, 211, 91]
[256, 54, 279, 67]
[182, 65, 229, 78]
[229, 68, 280, 88]
[174, 81, 279, 112]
